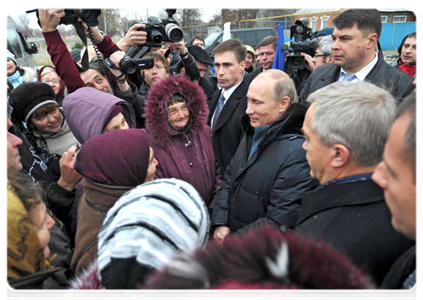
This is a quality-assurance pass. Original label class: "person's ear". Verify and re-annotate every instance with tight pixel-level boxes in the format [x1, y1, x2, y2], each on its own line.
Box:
[331, 143, 351, 168]
[279, 96, 290, 113]
[367, 33, 378, 49]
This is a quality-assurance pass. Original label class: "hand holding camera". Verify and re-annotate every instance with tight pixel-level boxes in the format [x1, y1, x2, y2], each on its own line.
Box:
[38, 9, 66, 32]
[118, 23, 148, 52]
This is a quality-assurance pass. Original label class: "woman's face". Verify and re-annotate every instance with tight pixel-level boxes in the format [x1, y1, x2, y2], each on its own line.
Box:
[144, 147, 158, 183]
[7, 58, 16, 76]
[30, 202, 55, 259]
[168, 101, 189, 129]
[41, 71, 61, 95]
[30, 105, 63, 134]
[102, 112, 129, 133]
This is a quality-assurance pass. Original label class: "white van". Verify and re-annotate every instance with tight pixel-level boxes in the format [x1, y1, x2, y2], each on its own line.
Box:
[7, 15, 38, 73]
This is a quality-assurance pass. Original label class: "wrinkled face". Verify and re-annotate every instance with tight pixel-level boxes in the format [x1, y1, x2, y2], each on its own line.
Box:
[372, 113, 416, 240]
[246, 52, 254, 69]
[301, 103, 333, 184]
[143, 59, 169, 86]
[259, 44, 276, 70]
[168, 101, 190, 129]
[30, 105, 63, 135]
[314, 47, 332, 69]
[80, 69, 112, 94]
[7, 119, 23, 171]
[7, 58, 16, 76]
[331, 24, 374, 73]
[41, 71, 61, 95]
[145, 147, 158, 183]
[246, 77, 284, 127]
[214, 51, 245, 90]
[400, 36, 417, 64]
[192, 39, 205, 49]
[30, 202, 55, 259]
[102, 112, 129, 133]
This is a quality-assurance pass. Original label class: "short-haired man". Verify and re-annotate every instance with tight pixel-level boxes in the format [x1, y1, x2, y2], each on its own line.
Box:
[208, 39, 249, 174]
[372, 92, 416, 289]
[314, 35, 334, 69]
[397, 31, 420, 78]
[295, 81, 415, 285]
[212, 69, 317, 241]
[299, 9, 414, 104]
[244, 36, 277, 85]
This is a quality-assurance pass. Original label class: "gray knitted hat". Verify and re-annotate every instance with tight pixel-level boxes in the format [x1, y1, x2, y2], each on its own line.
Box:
[97, 178, 210, 289]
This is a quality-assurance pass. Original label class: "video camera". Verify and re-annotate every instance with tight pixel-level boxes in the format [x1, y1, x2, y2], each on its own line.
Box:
[105, 55, 155, 74]
[136, 9, 183, 48]
[286, 19, 318, 72]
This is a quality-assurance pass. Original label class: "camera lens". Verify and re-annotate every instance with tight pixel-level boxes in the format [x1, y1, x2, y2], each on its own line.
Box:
[165, 23, 183, 42]
[150, 30, 163, 44]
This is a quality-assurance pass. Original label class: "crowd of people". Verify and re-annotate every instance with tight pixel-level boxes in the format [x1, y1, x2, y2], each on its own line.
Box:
[7, 8, 416, 292]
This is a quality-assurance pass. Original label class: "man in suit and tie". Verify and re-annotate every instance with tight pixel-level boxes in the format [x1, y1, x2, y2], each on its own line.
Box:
[208, 39, 249, 174]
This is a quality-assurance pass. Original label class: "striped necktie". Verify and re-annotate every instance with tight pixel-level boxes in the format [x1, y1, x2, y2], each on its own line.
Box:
[212, 93, 225, 129]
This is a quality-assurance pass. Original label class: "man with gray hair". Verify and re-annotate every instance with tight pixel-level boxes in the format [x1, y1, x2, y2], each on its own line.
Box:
[295, 81, 415, 286]
[212, 69, 317, 241]
[314, 35, 334, 69]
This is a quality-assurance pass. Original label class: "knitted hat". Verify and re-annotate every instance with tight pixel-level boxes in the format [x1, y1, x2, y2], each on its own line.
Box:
[70, 49, 81, 63]
[9, 82, 57, 122]
[97, 178, 210, 289]
[188, 45, 214, 66]
[244, 45, 255, 58]
[146, 226, 374, 289]
[7, 50, 17, 65]
[75, 129, 151, 186]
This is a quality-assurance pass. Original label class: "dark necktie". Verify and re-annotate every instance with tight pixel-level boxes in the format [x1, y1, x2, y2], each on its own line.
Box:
[212, 93, 225, 129]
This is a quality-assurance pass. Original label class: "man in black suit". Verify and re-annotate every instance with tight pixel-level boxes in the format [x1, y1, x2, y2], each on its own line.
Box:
[208, 39, 248, 174]
[295, 81, 414, 286]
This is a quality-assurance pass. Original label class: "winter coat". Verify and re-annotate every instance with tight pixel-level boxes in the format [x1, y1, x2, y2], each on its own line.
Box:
[71, 178, 132, 274]
[5, 268, 68, 300]
[382, 245, 416, 289]
[294, 178, 415, 286]
[211, 104, 318, 235]
[145, 76, 221, 207]
[299, 54, 414, 104]
[63, 87, 136, 144]
[8, 67, 36, 89]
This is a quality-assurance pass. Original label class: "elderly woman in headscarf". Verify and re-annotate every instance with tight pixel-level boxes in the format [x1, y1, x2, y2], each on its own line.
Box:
[70, 129, 158, 274]
[144, 76, 221, 211]
[7, 171, 68, 289]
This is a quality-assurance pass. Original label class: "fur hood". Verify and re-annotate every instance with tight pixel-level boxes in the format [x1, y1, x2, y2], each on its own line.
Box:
[144, 76, 209, 147]
[70, 262, 104, 289]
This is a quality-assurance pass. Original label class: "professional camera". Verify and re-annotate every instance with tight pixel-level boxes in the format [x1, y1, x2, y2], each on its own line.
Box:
[286, 19, 318, 72]
[104, 55, 155, 74]
[60, 9, 101, 27]
[137, 9, 183, 48]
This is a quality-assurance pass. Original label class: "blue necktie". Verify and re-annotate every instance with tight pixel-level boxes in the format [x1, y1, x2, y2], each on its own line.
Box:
[212, 93, 225, 129]
[340, 73, 357, 82]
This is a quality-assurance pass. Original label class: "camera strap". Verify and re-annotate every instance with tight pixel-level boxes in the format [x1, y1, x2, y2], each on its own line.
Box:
[73, 21, 90, 72]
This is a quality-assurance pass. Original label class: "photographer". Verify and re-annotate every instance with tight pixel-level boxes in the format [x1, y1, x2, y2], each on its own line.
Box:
[38, 9, 145, 127]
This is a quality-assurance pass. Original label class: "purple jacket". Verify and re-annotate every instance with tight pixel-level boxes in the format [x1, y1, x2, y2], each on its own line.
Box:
[145, 76, 221, 207]
[62, 87, 136, 144]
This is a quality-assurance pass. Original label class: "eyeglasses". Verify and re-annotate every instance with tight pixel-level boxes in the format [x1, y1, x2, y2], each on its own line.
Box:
[314, 54, 328, 58]
[42, 79, 61, 84]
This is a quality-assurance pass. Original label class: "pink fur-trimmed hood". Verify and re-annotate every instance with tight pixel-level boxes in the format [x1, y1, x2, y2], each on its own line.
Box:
[144, 76, 209, 147]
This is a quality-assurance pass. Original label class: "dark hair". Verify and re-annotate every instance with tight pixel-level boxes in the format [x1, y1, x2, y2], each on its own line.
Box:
[188, 36, 205, 46]
[257, 36, 278, 50]
[168, 93, 186, 107]
[396, 92, 416, 175]
[398, 32, 416, 55]
[213, 39, 247, 63]
[30, 103, 59, 121]
[7, 171, 44, 212]
[333, 9, 382, 38]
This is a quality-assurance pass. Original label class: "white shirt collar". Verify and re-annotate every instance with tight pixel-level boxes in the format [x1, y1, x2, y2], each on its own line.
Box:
[339, 51, 379, 82]
[221, 79, 242, 103]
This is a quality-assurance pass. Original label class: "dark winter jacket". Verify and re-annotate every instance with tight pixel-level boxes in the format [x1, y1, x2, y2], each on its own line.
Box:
[145, 76, 221, 207]
[63, 87, 136, 145]
[299, 54, 414, 104]
[71, 178, 132, 274]
[295, 178, 415, 286]
[5, 268, 68, 300]
[211, 104, 318, 235]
